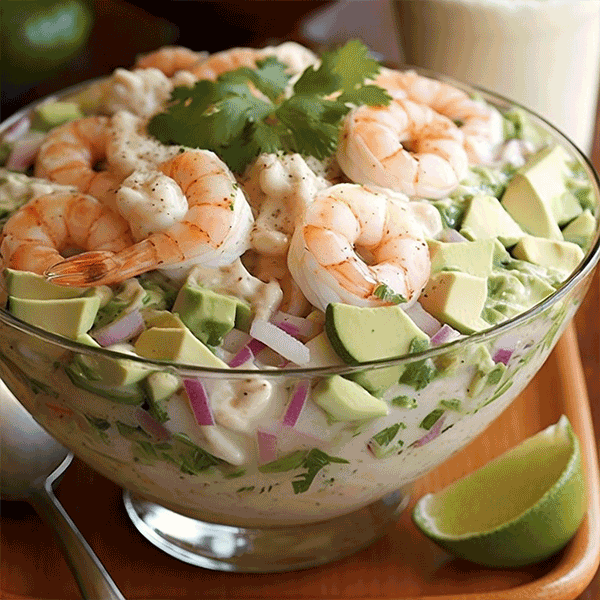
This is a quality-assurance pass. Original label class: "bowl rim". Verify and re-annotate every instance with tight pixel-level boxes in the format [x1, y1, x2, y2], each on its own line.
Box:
[1, 67, 599, 379]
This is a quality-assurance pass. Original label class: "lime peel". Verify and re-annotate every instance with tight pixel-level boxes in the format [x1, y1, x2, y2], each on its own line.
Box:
[412, 415, 587, 567]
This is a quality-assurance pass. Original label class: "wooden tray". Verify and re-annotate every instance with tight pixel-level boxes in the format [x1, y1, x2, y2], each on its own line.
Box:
[1, 324, 599, 600]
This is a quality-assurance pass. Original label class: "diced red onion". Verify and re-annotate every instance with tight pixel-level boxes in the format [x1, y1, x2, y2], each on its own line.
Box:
[430, 324, 462, 347]
[5, 131, 46, 172]
[256, 427, 278, 464]
[290, 399, 335, 443]
[247, 337, 267, 355]
[3, 116, 31, 142]
[135, 407, 171, 442]
[404, 302, 442, 337]
[183, 378, 214, 426]
[439, 228, 468, 243]
[91, 309, 145, 346]
[413, 415, 446, 448]
[493, 348, 513, 365]
[249, 319, 310, 365]
[221, 328, 251, 354]
[228, 345, 254, 368]
[271, 311, 321, 339]
[282, 380, 310, 428]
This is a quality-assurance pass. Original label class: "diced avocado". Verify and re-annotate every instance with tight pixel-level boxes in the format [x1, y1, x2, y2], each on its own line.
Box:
[562, 210, 597, 248]
[233, 298, 253, 332]
[512, 235, 584, 277]
[304, 331, 345, 368]
[5, 269, 87, 300]
[312, 375, 389, 422]
[73, 336, 150, 387]
[143, 310, 187, 329]
[460, 195, 524, 247]
[325, 303, 430, 396]
[500, 145, 574, 240]
[428, 239, 495, 278]
[9, 295, 101, 339]
[420, 272, 489, 334]
[31, 101, 84, 132]
[64, 361, 144, 405]
[325, 303, 429, 364]
[144, 371, 180, 403]
[551, 191, 583, 226]
[172, 283, 251, 345]
[134, 326, 228, 368]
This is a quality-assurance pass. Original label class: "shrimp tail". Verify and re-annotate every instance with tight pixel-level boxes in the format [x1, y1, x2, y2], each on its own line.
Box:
[44, 251, 122, 286]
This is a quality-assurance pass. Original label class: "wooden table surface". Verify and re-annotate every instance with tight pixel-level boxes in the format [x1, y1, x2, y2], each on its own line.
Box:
[1, 1, 599, 597]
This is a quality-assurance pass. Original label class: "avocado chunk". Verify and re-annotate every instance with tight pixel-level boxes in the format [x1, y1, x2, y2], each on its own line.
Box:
[428, 239, 495, 278]
[304, 331, 345, 368]
[562, 210, 597, 248]
[172, 283, 252, 345]
[5, 269, 87, 300]
[460, 195, 524, 247]
[512, 235, 584, 277]
[420, 272, 489, 334]
[31, 101, 85, 132]
[144, 371, 180, 403]
[134, 326, 228, 368]
[325, 303, 430, 396]
[9, 295, 101, 339]
[143, 310, 187, 329]
[501, 145, 576, 240]
[312, 375, 389, 422]
[74, 336, 150, 387]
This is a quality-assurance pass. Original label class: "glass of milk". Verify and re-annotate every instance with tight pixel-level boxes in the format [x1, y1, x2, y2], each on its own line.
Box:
[393, 0, 600, 154]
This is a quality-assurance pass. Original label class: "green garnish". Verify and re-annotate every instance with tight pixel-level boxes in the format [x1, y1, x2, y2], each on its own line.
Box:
[292, 449, 349, 494]
[371, 422, 406, 447]
[373, 283, 406, 305]
[419, 408, 445, 431]
[147, 40, 390, 173]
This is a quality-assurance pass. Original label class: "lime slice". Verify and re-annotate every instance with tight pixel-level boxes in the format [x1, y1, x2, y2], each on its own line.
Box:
[412, 415, 586, 567]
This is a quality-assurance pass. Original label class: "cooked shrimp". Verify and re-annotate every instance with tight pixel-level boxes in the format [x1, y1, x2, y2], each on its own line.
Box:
[287, 183, 433, 312]
[375, 68, 504, 164]
[0, 192, 133, 274]
[34, 116, 124, 206]
[134, 46, 207, 77]
[337, 97, 469, 200]
[44, 150, 253, 286]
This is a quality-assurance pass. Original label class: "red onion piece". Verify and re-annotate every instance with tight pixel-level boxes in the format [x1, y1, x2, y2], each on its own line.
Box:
[282, 380, 310, 428]
[430, 324, 462, 347]
[183, 378, 214, 426]
[249, 319, 310, 365]
[228, 346, 254, 368]
[256, 427, 278, 464]
[3, 116, 31, 143]
[413, 415, 446, 448]
[271, 311, 321, 339]
[5, 131, 46, 172]
[221, 328, 251, 354]
[404, 302, 442, 337]
[135, 407, 171, 442]
[493, 348, 513, 365]
[91, 309, 145, 347]
[439, 228, 468, 243]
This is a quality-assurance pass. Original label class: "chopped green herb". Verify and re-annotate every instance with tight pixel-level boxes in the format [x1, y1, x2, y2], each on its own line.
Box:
[390, 395, 418, 409]
[373, 283, 406, 305]
[440, 399, 462, 412]
[371, 422, 406, 447]
[258, 450, 307, 473]
[292, 449, 349, 494]
[420, 408, 445, 430]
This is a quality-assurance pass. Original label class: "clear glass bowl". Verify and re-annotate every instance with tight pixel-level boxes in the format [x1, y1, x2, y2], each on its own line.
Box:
[1, 71, 599, 573]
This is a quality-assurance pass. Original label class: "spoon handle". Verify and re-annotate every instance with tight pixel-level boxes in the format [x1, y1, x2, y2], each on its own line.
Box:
[29, 483, 126, 600]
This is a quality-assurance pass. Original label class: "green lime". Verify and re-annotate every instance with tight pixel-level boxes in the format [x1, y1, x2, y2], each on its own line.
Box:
[412, 415, 586, 567]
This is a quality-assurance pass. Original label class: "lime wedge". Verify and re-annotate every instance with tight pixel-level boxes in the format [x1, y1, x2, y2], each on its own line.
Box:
[412, 415, 586, 567]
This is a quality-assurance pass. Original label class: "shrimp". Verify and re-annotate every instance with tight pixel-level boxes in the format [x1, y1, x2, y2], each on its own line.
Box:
[375, 68, 504, 164]
[337, 97, 469, 200]
[0, 192, 133, 274]
[287, 183, 434, 312]
[34, 116, 124, 206]
[134, 46, 207, 77]
[44, 150, 253, 286]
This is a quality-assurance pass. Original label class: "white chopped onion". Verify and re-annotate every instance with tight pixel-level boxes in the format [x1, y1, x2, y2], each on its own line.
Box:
[403, 302, 442, 337]
[271, 311, 321, 340]
[439, 228, 468, 243]
[249, 319, 310, 365]
[183, 378, 214, 426]
[91, 309, 145, 346]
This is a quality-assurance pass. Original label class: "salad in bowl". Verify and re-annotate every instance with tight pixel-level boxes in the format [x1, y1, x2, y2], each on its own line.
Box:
[0, 40, 598, 572]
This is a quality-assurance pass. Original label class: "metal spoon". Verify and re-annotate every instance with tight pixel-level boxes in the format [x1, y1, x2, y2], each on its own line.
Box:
[0, 379, 126, 600]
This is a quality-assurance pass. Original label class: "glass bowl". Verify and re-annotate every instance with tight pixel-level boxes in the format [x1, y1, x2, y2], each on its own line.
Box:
[0, 70, 599, 573]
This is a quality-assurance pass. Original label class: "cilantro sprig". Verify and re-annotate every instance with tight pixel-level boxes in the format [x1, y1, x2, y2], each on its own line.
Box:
[147, 40, 391, 173]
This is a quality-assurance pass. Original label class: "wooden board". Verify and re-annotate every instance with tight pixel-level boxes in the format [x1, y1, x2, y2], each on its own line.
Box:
[1, 324, 599, 600]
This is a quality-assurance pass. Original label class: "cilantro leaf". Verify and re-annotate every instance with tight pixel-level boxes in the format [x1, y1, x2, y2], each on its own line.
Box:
[373, 283, 406, 304]
[292, 449, 349, 494]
